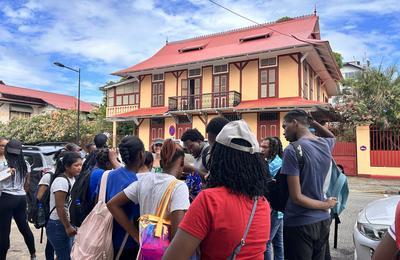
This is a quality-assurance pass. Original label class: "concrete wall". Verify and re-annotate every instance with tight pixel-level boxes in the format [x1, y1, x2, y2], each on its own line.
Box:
[278, 55, 299, 98]
[140, 75, 152, 108]
[0, 103, 10, 122]
[139, 119, 151, 150]
[356, 125, 400, 177]
[241, 60, 259, 101]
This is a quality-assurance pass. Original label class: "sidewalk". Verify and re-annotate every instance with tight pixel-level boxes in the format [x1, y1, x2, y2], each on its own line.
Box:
[349, 176, 400, 194]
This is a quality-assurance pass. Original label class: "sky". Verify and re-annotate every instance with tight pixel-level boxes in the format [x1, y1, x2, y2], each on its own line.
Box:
[1, 0, 399, 103]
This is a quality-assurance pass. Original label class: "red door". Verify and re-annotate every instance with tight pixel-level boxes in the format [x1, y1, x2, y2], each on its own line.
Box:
[257, 112, 280, 141]
[150, 118, 165, 149]
[332, 142, 357, 175]
[176, 123, 192, 140]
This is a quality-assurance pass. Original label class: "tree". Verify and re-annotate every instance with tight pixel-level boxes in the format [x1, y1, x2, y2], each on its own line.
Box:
[333, 52, 343, 68]
[334, 65, 400, 128]
[276, 16, 292, 23]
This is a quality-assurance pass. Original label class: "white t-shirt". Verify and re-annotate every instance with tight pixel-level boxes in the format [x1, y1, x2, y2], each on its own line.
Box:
[123, 172, 190, 231]
[38, 173, 51, 186]
[49, 176, 75, 220]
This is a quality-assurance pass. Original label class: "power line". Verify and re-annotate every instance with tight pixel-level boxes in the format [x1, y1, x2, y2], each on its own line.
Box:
[207, 0, 318, 45]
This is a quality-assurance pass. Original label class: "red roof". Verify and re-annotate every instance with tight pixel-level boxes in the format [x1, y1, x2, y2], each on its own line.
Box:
[115, 106, 168, 118]
[114, 15, 319, 75]
[0, 83, 95, 112]
[235, 97, 326, 110]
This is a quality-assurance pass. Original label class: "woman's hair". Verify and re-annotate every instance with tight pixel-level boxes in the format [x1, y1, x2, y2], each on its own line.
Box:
[207, 138, 271, 198]
[96, 149, 110, 170]
[65, 143, 80, 152]
[144, 151, 154, 168]
[54, 151, 81, 174]
[160, 139, 184, 169]
[118, 136, 145, 166]
[264, 137, 283, 160]
[5, 140, 27, 181]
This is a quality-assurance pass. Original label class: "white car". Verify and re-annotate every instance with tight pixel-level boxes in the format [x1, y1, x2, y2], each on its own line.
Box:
[353, 195, 400, 259]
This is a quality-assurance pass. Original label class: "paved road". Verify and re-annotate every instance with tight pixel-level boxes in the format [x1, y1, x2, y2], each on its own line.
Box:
[329, 191, 384, 260]
[5, 189, 391, 259]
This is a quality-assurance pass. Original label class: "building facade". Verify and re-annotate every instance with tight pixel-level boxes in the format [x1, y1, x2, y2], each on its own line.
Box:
[0, 82, 95, 123]
[104, 14, 342, 149]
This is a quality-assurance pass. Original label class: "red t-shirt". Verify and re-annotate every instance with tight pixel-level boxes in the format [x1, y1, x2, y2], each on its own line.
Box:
[179, 186, 270, 260]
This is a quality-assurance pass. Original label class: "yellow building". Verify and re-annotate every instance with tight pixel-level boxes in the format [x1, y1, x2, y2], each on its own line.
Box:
[103, 14, 341, 150]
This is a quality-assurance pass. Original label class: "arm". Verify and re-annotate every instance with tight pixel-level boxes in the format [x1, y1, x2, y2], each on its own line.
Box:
[54, 191, 76, 237]
[163, 228, 201, 260]
[36, 185, 48, 200]
[372, 233, 398, 260]
[310, 120, 335, 138]
[170, 210, 186, 238]
[108, 148, 122, 169]
[287, 175, 337, 210]
[107, 191, 139, 243]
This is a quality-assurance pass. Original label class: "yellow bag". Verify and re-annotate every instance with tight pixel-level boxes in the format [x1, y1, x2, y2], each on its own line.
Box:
[137, 179, 178, 259]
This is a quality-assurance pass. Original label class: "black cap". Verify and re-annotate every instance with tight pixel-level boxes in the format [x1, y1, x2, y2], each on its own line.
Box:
[6, 139, 22, 155]
[94, 133, 108, 148]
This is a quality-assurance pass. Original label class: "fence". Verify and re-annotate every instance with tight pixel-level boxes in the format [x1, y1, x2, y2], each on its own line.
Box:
[370, 127, 400, 167]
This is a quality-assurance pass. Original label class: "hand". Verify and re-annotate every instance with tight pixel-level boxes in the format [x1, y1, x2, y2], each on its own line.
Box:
[65, 226, 77, 237]
[129, 231, 140, 244]
[325, 197, 337, 209]
[108, 148, 118, 161]
[9, 168, 16, 176]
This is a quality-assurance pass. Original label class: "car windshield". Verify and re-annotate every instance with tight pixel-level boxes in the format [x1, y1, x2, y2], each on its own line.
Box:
[43, 154, 55, 168]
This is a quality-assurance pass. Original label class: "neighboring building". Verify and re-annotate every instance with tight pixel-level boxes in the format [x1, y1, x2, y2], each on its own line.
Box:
[0, 82, 95, 123]
[103, 14, 342, 149]
[341, 60, 368, 80]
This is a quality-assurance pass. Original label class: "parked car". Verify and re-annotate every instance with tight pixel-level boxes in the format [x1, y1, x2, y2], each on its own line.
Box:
[353, 195, 400, 259]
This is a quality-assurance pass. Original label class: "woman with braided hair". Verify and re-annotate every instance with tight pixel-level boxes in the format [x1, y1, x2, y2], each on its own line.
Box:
[107, 139, 190, 247]
[100, 136, 145, 259]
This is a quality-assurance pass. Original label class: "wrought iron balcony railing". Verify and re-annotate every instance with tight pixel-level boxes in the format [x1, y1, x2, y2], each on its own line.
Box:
[168, 91, 241, 111]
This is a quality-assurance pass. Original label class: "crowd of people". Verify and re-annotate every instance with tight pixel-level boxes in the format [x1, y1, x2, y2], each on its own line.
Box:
[1, 108, 392, 260]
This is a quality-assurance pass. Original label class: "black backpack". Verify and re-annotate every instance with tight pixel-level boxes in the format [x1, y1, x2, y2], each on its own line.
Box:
[69, 168, 94, 227]
[201, 145, 211, 171]
[267, 142, 304, 212]
[31, 173, 71, 229]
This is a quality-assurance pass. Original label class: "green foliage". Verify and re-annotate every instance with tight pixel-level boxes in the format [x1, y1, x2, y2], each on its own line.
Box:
[0, 109, 112, 145]
[334, 65, 400, 128]
[276, 16, 293, 23]
[333, 52, 343, 68]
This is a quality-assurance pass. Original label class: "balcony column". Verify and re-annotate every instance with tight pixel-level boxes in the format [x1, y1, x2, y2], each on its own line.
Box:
[112, 121, 117, 148]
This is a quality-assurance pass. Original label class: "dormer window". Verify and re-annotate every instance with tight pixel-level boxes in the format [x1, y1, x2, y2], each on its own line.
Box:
[152, 73, 164, 82]
[179, 44, 206, 53]
[240, 32, 272, 43]
[213, 64, 228, 74]
[259, 57, 277, 68]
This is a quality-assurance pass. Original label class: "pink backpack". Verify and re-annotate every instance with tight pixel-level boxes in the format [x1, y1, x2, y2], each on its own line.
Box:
[71, 171, 115, 260]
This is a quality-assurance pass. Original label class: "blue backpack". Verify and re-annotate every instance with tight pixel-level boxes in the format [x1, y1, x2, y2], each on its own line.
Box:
[326, 159, 349, 217]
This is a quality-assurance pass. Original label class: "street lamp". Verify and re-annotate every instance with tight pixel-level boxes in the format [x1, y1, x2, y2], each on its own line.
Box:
[54, 62, 81, 144]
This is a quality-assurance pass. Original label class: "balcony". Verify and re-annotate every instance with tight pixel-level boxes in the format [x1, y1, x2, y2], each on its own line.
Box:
[168, 91, 241, 111]
[106, 104, 139, 117]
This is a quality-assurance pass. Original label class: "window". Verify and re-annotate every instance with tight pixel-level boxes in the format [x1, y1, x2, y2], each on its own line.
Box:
[188, 68, 202, 78]
[152, 82, 164, 106]
[303, 63, 309, 99]
[107, 89, 115, 106]
[260, 68, 277, 98]
[213, 75, 227, 93]
[10, 111, 31, 120]
[224, 113, 241, 121]
[260, 57, 277, 68]
[240, 32, 272, 43]
[179, 45, 205, 53]
[213, 64, 228, 74]
[114, 82, 139, 106]
[152, 73, 164, 82]
[259, 112, 279, 121]
[181, 79, 188, 96]
[309, 70, 314, 100]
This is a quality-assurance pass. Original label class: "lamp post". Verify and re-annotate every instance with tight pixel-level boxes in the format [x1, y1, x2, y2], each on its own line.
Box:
[54, 62, 81, 144]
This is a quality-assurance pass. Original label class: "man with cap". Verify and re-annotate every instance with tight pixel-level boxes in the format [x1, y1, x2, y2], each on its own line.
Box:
[0, 139, 37, 260]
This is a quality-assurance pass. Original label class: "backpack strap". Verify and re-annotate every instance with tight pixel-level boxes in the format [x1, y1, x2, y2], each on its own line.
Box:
[228, 196, 259, 260]
[201, 145, 211, 170]
[48, 175, 72, 218]
[154, 179, 178, 237]
[98, 170, 111, 203]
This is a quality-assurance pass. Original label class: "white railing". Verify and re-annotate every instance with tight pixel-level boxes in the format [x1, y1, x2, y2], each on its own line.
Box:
[106, 105, 139, 117]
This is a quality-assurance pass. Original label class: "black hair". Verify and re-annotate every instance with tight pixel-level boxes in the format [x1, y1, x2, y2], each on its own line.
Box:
[264, 137, 283, 160]
[144, 151, 154, 168]
[94, 133, 108, 149]
[85, 143, 95, 150]
[207, 138, 272, 198]
[206, 117, 230, 135]
[65, 143, 80, 152]
[5, 141, 27, 182]
[96, 149, 110, 170]
[118, 136, 145, 166]
[284, 109, 312, 126]
[54, 151, 81, 175]
[181, 129, 204, 142]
